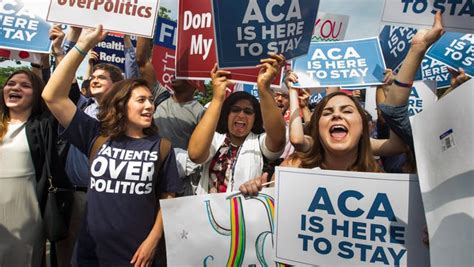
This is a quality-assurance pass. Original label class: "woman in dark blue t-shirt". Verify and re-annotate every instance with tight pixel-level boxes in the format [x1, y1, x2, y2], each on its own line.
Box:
[42, 25, 181, 267]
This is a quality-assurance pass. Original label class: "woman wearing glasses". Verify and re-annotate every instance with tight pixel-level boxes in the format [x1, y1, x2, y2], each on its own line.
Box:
[188, 55, 287, 194]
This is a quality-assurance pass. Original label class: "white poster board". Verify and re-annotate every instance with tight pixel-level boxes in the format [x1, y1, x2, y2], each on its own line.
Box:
[312, 12, 350, 42]
[274, 167, 430, 266]
[381, 0, 473, 33]
[409, 80, 437, 122]
[411, 79, 474, 267]
[161, 189, 278, 266]
[46, 0, 160, 38]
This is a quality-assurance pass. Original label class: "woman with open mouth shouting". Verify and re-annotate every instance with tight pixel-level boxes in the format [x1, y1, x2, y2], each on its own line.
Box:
[188, 54, 287, 194]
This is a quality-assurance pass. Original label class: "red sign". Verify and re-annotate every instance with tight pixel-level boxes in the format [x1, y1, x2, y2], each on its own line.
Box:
[152, 45, 176, 93]
[176, 0, 282, 86]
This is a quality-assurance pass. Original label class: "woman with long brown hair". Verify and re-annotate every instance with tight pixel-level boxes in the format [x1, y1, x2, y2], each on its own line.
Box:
[288, 91, 382, 172]
[240, 11, 445, 196]
[0, 69, 48, 266]
[42, 25, 181, 266]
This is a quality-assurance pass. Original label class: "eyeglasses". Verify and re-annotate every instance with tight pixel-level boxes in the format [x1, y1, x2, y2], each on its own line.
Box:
[274, 92, 289, 98]
[230, 106, 255, 115]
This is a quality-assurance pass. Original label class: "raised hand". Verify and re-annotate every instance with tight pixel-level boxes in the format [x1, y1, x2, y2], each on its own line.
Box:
[284, 70, 298, 89]
[448, 67, 470, 89]
[88, 50, 98, 65]
[49, 24, 65, 54]
[77, 25, 108, 51]
[298, 89, 310, 108]
[257, 53, 286, 89]
[210, 63, 233, 102]
[411, 11, 444, 51]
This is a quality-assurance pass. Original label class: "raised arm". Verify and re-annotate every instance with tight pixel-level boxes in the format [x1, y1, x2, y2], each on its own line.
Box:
[257, 53, 286, 152]
[188, 64, 232, 163]
[384, 11, 444, 106]
[123, 34, 140, 79]
[84, 50, 98, 80]
[42, 25, 107, 128]
[136, 37, 156, 86]
[49, 24, 66, 66]
[286, 71, 313, 153]
[299, 89, 312, 123]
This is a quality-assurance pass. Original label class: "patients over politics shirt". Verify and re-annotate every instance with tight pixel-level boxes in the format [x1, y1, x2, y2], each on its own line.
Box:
[61, 109, 181, 265]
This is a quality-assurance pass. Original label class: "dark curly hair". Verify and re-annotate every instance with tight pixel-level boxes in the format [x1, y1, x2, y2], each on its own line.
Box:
[216, 91, 264, 135]
[97, 78, 158, 139]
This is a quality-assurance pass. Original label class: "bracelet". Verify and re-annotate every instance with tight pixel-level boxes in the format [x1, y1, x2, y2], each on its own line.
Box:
[73, 45, 87, 57]
[51, 49, 66, 57]
[393, 79, 413, 88]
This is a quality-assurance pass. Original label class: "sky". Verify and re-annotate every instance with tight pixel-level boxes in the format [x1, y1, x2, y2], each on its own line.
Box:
[159, 0, 387, 40]
[1, 0, 387, 75]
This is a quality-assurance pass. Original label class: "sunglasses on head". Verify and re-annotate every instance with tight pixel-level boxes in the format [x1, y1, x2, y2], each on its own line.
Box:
[230, 106, 255, 115]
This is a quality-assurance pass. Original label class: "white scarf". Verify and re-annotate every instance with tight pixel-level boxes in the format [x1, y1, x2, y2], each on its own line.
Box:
[196, 132, 264, 194]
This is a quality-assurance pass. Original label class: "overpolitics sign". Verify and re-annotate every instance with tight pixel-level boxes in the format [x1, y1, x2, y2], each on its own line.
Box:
[151, 16, 177, 93]
[274, 167, 430, 266]
[212, 0, 320, 68]
[292, 38, 386, 88]
[411, 79, 474, 267]
[381, 0, 473, 33]
[46, 0, 160, 38]
[161, 189, 280, 266]
[312, 12, 349, 42]
[0, 0, 52, 53]
[176, 0, 282, 86]
[426, 32, 473, 77]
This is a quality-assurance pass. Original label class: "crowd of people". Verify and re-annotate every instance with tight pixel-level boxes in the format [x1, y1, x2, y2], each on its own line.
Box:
[0, 11, 470, 267]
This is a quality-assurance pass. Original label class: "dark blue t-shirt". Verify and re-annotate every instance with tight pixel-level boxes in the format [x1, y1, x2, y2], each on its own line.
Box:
[61, 108, 181, 266]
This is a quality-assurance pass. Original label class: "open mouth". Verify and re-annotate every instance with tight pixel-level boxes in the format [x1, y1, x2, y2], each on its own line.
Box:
[234, 121, 246, 130]
[329, 124, 348, 139]
[141, 113, 152, 119]
[8, 93, 22, 101]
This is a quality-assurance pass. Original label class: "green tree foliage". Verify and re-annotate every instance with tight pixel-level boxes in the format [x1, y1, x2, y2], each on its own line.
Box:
[0, 66, 29, 86]
[158, 7, 173, 20]
[195, 82, 213, 106]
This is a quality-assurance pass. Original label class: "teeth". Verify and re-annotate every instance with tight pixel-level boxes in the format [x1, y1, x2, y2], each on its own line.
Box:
[330, 125, 348, 132]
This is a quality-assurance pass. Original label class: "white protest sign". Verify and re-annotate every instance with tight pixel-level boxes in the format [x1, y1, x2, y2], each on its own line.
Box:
[274, 167, 430, 266]
[381, 0, 473, 33]
[0, 47, 41, 63]
[161, 189, 279, 266]
[408, 80, 437, 120]
[312, 12, 350, 42]
[46, 0, 160, 38]
[412, 79, 474, 267]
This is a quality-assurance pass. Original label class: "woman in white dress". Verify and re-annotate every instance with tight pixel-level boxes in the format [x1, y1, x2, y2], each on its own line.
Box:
[0, 69, 49, 266]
